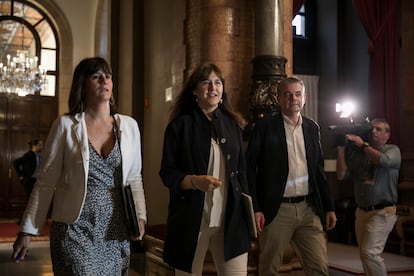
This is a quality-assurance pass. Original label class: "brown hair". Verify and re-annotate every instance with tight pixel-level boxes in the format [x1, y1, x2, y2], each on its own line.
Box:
[28, 138, 42, 148]
[169, 63, 245, 128]
[66, 57, 117, 116]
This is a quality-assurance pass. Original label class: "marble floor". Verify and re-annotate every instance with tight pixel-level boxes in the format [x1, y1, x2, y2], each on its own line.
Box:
[0, 241, 145, 276]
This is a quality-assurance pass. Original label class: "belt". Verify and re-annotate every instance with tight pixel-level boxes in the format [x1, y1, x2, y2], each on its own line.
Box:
[359, 203, 394, 212]
[281, 195, 309, 203]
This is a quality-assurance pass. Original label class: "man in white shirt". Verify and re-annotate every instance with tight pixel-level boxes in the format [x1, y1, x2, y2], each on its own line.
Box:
[246, 77, 337, 275]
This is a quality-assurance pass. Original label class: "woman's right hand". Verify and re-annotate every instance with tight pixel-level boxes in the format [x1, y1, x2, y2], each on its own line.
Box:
[11, 233, 32, 263]
[191, 175, 222, 192]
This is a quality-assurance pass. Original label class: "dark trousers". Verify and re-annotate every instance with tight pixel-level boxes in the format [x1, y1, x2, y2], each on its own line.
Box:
[22, 177, 36, 200]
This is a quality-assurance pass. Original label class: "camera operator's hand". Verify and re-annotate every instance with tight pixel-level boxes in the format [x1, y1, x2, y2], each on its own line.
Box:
[345, 134, 364, 147]
[332, 133, 346, 147]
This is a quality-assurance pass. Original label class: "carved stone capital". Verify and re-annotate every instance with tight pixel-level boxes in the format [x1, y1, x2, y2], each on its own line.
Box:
[248, 55, 287, 120]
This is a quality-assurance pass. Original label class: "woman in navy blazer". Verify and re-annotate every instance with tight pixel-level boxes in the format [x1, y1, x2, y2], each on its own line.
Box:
[159, 63, 250, 275]
[12, 57, 147, 275]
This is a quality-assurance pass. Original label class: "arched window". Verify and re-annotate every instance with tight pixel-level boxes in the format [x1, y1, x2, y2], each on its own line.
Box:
[0, 0, 58, 96]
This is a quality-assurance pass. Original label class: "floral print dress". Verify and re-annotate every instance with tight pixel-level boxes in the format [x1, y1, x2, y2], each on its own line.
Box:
[50, 135, 130, 275]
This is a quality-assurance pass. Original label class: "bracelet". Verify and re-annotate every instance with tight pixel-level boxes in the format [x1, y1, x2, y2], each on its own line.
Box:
[190, 175, 197, 190]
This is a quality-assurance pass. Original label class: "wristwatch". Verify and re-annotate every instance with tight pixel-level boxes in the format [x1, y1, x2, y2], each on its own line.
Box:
[362, 141, 370, 148]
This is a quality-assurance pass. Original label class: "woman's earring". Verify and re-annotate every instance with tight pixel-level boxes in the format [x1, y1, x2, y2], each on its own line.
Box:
[220, 99, 223, 104]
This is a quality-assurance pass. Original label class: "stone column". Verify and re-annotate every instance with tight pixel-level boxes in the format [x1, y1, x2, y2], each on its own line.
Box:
[95, 0, 111, 61]
[248, 0, 289, 120]
[185, 0, 240, 112]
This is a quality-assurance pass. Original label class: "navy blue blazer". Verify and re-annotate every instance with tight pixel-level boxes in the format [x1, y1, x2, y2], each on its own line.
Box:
[246, 114, 335, 226]
[13, 150, 37, 181]
[159, 107, 250, 273]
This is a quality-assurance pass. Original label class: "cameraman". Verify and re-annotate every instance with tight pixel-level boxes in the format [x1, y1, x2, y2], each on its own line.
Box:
[336, 118, 401, 276]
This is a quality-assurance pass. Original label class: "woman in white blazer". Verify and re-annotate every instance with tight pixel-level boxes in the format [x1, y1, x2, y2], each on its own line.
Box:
[12, 57, 147, 275]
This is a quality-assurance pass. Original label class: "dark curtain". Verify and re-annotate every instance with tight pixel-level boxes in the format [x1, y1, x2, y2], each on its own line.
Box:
[293, 0, 306, 18]
[353, 0, 400, 145]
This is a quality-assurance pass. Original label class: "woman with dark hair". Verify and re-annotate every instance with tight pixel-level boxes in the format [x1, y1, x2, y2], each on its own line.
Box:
[159, 63, 250, 275]
[12, 57, 147, 275]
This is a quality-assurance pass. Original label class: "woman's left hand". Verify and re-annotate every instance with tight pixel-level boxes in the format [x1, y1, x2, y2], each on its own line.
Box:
[130, 219, 146, 241]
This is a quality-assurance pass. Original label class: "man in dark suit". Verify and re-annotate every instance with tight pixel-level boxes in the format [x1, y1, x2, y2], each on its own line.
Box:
[246, 77, 337, 275]
[13, 139, 43, 200]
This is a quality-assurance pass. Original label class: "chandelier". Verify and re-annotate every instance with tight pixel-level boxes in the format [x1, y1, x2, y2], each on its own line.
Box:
[0, 50, 47, 96]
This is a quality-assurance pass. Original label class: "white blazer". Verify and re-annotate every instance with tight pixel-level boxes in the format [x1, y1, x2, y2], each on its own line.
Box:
[20, 112, 147, 235]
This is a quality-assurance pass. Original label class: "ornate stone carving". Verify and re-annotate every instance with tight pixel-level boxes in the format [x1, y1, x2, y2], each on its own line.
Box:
[248, 55, 287, 120]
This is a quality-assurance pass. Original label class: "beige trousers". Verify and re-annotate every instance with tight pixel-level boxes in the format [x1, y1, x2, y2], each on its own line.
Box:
[355, 206, 397, 276]
[258, 201, 329, 276]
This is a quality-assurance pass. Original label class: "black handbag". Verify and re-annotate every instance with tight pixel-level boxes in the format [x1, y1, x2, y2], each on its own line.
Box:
[122, 185, 141, 237]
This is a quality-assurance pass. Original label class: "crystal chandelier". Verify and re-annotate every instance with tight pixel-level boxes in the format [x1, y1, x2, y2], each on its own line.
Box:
[0, 50, 47, 96]
[0, 21, 47, 97]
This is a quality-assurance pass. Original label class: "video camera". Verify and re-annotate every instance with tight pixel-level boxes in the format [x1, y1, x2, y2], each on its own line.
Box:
[329, 117, 372, 147]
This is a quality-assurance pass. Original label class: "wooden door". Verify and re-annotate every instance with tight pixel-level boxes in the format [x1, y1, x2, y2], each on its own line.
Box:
[0, 93, 57, 218]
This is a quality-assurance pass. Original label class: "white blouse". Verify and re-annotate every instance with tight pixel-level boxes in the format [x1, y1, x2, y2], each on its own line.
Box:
[202, 138, 228, 228]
